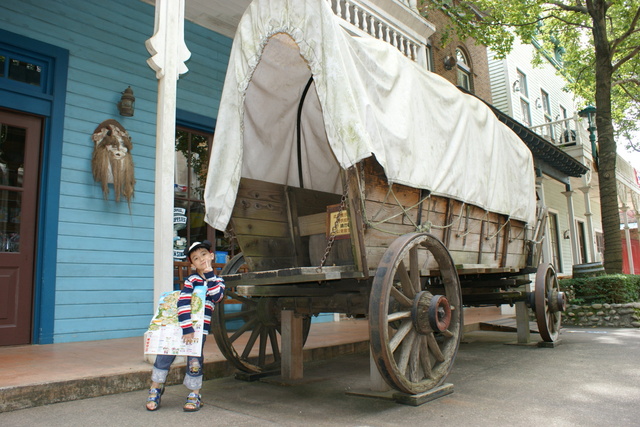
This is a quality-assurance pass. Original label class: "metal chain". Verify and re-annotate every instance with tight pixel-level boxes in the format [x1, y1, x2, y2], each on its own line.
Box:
[318, 182, 349, 270]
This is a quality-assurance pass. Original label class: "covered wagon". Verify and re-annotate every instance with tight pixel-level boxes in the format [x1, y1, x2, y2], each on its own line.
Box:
[203, 0, 564, 395]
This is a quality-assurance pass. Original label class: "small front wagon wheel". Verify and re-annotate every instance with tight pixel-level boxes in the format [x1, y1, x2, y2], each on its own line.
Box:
[369, 233, 463, 395]
[534, 263, 565, 342]
[212, 253, 311, 373]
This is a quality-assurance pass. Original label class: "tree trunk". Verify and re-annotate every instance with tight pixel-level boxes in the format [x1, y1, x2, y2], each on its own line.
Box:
[590, 0, 623, 273]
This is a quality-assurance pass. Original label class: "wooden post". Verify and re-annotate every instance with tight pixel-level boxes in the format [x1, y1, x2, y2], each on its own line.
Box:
[281, 310, 303, 380]
[516, 283, 531, 344]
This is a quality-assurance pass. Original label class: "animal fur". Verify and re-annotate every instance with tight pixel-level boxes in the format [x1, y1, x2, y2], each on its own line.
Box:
[91, 119, 136, 205]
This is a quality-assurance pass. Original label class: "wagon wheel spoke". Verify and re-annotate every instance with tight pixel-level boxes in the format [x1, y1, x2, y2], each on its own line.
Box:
[419, 335, 432, 379]
[408, 337, 421, 382]
[398, 261, 416, 299]
[426, 332, 445, 362]
[257, 328, 269, 366]
[224, 308, 257, 320]
[228, 293, 258, 306]
[397, 329, 417, 375]
[269, 327, 280, 362]
[370, 232, 462, 394]
[241, 325, 262, 359]
[409, 246, 420, 294]
[387, 311, 411, 323]
[228, 317, 259, 344]
[390, 286, 412, 308]
[389, 320, 413, 352]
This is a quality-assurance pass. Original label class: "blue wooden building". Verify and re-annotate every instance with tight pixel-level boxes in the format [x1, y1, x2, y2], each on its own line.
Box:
[0, 0, 233, 345]
[1, 0, 587, 348]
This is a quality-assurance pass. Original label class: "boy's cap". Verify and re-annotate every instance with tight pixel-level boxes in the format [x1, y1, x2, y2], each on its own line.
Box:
[184, 240, 212, 259]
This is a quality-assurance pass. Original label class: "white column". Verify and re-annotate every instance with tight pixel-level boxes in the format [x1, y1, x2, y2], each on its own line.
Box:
[562, 189, 580, 265]
[416, 45, 427, 68]
[579, 175, 597, 263]
[146, 0, 191, 303]
[621, 204, 635, 274]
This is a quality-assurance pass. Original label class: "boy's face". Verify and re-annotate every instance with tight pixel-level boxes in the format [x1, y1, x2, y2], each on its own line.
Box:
[189, 248, 213, 271]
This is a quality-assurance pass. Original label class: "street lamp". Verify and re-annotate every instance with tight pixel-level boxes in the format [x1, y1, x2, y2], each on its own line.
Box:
[578, 105, 598, 167]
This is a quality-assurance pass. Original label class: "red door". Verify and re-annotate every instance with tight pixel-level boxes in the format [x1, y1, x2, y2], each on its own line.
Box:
[0, 109, 42, 346]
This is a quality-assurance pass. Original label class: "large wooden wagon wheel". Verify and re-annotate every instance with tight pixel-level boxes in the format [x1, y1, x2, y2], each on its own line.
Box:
[370, 232, 463, 395]
[212, 253, 311, 373]
[534, 263, 566, 342]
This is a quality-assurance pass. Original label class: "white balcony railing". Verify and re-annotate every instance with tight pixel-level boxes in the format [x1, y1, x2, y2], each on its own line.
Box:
[531, 117, 640, 197]
[326, 0, 431, 65]
[529, 116, 591, 149]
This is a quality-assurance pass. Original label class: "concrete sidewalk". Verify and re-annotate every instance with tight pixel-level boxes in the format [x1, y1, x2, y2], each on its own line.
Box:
[0, 308, 512, 413]
[3, 327, 640, 426]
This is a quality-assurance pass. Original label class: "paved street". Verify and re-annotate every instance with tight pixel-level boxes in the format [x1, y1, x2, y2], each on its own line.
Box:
[2, 327, 639, 427]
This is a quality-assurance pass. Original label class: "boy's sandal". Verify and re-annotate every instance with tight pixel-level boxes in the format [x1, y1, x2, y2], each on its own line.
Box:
[146, 386, 164, 411]
[183, 392, 203, 412]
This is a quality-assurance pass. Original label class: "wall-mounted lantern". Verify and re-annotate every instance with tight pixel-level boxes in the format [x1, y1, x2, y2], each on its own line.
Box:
[117, 86, 135, 117]
[443, 56, 457, 70]
[535, 97, 542, 109]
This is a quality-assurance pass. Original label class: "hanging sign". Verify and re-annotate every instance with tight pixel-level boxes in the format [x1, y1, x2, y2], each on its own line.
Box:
[326, 204, 350, 239]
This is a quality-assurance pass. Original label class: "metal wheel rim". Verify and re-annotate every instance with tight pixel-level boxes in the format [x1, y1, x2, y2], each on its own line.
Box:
[369, 232, 463, 394]
[535, 263, 561, 342]
[212, 253, 311, 373]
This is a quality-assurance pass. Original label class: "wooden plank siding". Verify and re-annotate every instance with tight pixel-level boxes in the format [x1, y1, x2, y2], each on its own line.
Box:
[230, 178, 345, 271]
[360, 157, 528, 273]
[231, 157, 529, 281]
[0, 0, 232, 342]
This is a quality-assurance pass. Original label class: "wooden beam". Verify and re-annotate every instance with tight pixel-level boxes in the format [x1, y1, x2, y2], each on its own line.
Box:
[346, 167, 369, 277]
[281, 310, 303, 380]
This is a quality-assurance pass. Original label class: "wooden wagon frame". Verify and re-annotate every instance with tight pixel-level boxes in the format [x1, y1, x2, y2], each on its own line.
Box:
[203, 0, 566, 396]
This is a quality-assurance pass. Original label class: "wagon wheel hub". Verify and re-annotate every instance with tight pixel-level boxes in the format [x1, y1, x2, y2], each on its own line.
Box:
[412, 291, 452, 334]
[548, 290, 567, 313]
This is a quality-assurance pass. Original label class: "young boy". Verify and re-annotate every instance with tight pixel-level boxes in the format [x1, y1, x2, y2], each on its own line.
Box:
[146, 240, 225, 412]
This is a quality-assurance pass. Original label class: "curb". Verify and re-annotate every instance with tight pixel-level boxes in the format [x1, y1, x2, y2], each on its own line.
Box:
[0, 340, 369, 413]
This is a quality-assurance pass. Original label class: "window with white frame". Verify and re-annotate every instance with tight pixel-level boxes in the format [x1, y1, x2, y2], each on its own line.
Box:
[516, 69, 528, 97]
[560, 105, 568, 121]
[456, 48, 472, 91]
[595, 231, 604, 261]
[425, 45, 434, 72]
[541, 90, 551, 116]
[541, 89, 554, 139]
[576, 220, 588, 264]
[520, 98, 532, 126]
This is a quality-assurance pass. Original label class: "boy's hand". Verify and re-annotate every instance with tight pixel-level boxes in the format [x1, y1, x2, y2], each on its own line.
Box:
[182, 332, 196, 344]
[203, 253, 214, 273]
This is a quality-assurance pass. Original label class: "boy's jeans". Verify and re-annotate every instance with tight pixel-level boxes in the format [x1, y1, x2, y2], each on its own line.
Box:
[151, 336, 206, 391]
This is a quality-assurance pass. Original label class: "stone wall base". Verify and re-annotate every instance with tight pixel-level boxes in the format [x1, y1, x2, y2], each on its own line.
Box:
[562, 302, 640, 328]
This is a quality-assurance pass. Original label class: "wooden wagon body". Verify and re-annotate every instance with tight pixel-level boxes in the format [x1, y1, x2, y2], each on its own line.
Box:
[204, 0, 565, 395]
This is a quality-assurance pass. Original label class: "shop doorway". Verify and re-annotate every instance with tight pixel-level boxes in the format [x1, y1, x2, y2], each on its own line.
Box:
[0, 109, 42, 345]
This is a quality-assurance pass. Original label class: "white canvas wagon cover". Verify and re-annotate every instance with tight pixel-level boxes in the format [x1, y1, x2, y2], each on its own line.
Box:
[204, 0, 536, 230]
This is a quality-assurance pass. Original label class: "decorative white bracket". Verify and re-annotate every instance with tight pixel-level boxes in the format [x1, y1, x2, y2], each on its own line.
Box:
[145, 0, 191, 80]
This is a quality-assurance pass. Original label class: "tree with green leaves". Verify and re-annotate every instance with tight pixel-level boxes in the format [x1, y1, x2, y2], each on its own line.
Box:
[421, 0, 640, 274]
